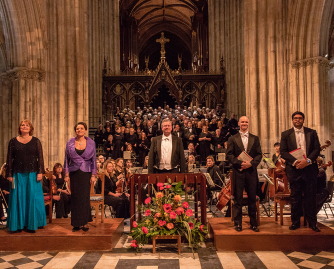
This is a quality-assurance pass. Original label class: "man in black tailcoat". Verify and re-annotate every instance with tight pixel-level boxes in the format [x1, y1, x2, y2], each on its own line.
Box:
[226, 116, 262, 232]
[280, 111, 321, 232]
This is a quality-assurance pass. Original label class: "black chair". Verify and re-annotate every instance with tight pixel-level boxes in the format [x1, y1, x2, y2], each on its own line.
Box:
[322, 181, 334, 218]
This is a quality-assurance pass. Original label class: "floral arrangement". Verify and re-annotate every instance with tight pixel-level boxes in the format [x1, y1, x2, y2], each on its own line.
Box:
[130, 180, 208, 252]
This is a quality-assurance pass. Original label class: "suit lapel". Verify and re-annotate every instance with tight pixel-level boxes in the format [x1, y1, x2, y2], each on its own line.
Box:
[289, 128, 297, 150]
[157, 136, 162, 159]
[171, 136, 176, 159]
[247, 134, 254, 153]
[304, 128, 311, 156]
[235, 133, 245, 151]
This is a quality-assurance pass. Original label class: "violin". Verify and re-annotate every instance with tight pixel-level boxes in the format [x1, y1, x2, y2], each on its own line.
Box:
[115, 167, 125, 193]
[320, 140, 331, 151]
[321, 161, 333, 169]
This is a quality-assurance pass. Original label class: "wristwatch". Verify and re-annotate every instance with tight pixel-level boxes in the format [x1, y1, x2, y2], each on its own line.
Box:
[307, 159, 311, 164]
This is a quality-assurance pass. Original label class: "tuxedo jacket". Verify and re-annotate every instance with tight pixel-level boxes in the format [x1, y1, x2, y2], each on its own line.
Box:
[280, 127, 320, 179]
[226, 133, 262, 172]
[148, 134, 186, 173]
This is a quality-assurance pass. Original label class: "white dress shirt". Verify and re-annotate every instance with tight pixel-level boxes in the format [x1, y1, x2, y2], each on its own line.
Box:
[240, 131, 249, 151]
[159, 134, 173, 169]
[294, 126, 306, 155]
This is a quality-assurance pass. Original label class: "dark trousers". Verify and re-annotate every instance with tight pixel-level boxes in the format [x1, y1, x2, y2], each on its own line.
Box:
[54, 193, 71, 218]
[233, 170, 258, 227]
[290, 174, 317, 226]
[153, 168, 179, 174]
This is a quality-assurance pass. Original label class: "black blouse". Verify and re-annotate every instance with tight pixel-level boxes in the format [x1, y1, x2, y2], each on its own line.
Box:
[104, 175, 117, 196]
[6, 137, 44, 177]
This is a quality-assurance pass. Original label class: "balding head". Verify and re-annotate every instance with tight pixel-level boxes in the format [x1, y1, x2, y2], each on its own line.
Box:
[238, 116, 249, 133]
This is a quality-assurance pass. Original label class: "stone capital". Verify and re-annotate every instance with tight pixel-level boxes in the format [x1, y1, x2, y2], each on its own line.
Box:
[0, 67, 45, 82]
[290, 56, 334, 70]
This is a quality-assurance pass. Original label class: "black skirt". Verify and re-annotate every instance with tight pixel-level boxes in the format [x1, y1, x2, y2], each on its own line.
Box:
[70, 169, 92, 227]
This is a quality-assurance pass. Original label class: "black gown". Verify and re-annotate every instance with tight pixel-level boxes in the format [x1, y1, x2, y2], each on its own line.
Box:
[137, 138, 149, 166]
[103, 141, 114, 159]
[70, 148, 92, 227]
[199, 132, 211, 163]
[112, 134, 124, 159]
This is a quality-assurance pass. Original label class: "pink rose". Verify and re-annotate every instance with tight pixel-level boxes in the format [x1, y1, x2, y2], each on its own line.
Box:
[130, 242, 138, 248]
[170, 211, 176, 219]
[155, 212, 161, 218]
[145, 209, 151, 216]
[133, 221, 138, 228]
[157, 183, 164, 187]
[160, 187, 164, 190]
[131, 240, 137, 243]
[186, 209, 193, 217]
[145, 197, 151, 204]
[142, 226, 148, 234]
[163, 203, 172, 213]
[158, 220, 165, 227]
[167, 223, 174, 230]
[200, 225, 204, 232]
[155, 192, 164, 199]
[183, 202, 189, 209]
[166, 185, 171, 189]
[189, 222, 194, 229]
[176, 207, 184, 215]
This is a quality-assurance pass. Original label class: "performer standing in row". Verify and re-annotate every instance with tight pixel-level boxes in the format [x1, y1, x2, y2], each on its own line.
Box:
[6, 119, 46, 233]
[280, 112, 321, 232]
[64, 122, 97, 232]
[226, 116, 262, 232]
[148, 119, 186, 174]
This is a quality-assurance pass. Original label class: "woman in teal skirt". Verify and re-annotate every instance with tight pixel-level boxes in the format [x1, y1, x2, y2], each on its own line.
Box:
[6, 119, 46, 233]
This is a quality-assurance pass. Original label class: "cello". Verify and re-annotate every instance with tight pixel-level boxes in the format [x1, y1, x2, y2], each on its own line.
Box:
[216, 172, 232, 211]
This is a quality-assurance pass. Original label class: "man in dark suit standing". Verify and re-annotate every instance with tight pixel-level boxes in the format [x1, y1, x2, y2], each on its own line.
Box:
[226, 116, 262, 232]
[148, 119, 186, 174]
[280, 111, 321, 232]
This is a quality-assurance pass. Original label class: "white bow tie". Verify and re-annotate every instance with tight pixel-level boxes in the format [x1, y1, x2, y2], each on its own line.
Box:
[240, 133, 249, 138]
[164, 137, 169, 141]
[295, 129, 304, 134]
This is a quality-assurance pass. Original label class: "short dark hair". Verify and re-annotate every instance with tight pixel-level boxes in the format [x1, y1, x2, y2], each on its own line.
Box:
[274, 142, 280, 147]
[74, 122, 87, 131]
[292, 111, 305, 120]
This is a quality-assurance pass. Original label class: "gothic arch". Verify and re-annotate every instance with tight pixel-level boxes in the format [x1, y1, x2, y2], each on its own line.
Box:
[148, 80, 179, 104]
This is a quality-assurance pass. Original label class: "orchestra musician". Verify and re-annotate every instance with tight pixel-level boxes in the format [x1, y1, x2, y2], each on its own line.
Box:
[272, 142, 285, 165]
[280, 111, 321, 232]
[206, 156, 224, 199]
[64, 122, 97, 232]
[226, 116, 262, 232]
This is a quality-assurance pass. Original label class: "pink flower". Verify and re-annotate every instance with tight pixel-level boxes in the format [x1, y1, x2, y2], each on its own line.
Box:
[131, 240, 137, 244]
[160, 187, 164, 190]
[158, 220, 166, 227]
[170, 211, 176, 219]
[163, 203, 172, 213]
[176, 207, 184, 215]
[166, 185, 171, 189]
[145, 209, 151, 216]
[157, 183, 164, 187]
[133, 221, 138, 228]
[189, 222, 194, 229]
[183, 202, 189, 209]
[142, 226, 148, 234]
[186, 209, 193, 217]
[200, 225, 204, 232]
[155, 212, 161, 218]
[156, 192, 163, 199]
[145, 197, 151, 204]
[130, 242, 138, 248]
[167, 223, 174, 230]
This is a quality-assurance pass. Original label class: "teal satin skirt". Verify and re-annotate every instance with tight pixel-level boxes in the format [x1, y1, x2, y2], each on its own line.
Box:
[7, 172, 47, 231]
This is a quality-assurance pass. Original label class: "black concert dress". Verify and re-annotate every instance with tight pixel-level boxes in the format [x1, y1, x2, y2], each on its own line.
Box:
[199, 132, 212, 163]
[112, 134, 124, 159]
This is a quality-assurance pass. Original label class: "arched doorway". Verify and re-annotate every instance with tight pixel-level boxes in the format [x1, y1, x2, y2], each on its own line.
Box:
[150, 84, 177, 109]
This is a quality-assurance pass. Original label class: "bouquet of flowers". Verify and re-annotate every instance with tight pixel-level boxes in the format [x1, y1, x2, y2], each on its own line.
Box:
[130, 180, 208, 252]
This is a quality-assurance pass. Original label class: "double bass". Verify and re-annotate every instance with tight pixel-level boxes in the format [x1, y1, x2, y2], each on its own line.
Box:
[216, 172, 231, 211]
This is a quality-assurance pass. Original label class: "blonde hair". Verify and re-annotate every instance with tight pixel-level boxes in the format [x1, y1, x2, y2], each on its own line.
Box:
[103, 160, 113, 177]
[0, 163, 6, 177]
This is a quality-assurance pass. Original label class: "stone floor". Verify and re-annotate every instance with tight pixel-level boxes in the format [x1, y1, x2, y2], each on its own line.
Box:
[0, 201, 334, 269]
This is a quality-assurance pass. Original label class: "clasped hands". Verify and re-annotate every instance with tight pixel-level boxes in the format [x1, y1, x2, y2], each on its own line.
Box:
[295, 159, 309, 169]
[240, 161, 252, 170]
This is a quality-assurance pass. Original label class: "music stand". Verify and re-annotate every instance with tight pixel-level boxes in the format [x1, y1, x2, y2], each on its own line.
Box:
[203, 173, 220, 216]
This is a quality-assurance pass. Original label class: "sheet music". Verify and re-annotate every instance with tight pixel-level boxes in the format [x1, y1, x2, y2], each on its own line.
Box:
[123, 151, 131, 159]
[204, 173, 215, 187]
[237, 151, 253, 162]
[264, 158, 276, 168]
[217, 153, 226, 162]
[289, 148, 306, 161]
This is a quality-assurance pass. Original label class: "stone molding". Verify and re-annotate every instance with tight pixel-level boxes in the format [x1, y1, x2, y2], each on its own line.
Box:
[0, 67, 45, 82]
[290, 56, 334, 70]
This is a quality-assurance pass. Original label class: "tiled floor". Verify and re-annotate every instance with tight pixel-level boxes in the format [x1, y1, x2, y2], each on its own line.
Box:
[0, 201, 334, 268]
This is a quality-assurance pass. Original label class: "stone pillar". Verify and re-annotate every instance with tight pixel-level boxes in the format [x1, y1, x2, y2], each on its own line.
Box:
[88, 0, 120, 127]
[208, 0, 245, 116]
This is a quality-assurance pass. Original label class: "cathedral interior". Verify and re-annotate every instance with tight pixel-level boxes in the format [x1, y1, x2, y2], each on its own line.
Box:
[1, 0, 334, 268]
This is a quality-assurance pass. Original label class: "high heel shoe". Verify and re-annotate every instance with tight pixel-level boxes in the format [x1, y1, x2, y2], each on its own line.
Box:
[81, 226, 89, 232]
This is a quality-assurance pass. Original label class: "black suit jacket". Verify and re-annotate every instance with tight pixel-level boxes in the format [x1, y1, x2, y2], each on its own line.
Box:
[280, 127, 320, 179]
[148, 134, 186, 173]
[226, 133, 262, 171]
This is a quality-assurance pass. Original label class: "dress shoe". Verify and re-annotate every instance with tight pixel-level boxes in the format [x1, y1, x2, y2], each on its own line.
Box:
[289, 223, 300, 230]
[72, 227, 80, 232]
[310, 225, 320, 232]
[26, 229, 36, 233]
[235, 225, 242, 232]
[251, 226, 259, 232]
[81, 226, 89, 232]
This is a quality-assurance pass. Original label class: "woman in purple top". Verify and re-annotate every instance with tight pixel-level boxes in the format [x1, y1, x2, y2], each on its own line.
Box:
[64, 122, 97, 232]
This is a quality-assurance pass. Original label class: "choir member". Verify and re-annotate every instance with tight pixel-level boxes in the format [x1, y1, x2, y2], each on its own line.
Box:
[198, 125, 212, 164]
[103, 135, 114, 159]
[94, 125, 104, 146]
[137, 131, 150, 166]
[52, 163, 70, 219]
[112, 127, 124, 160]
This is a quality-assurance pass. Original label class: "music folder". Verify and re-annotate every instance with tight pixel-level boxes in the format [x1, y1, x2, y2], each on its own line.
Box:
[289, 148, 306, 161]
[237, 151, 253, 162]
